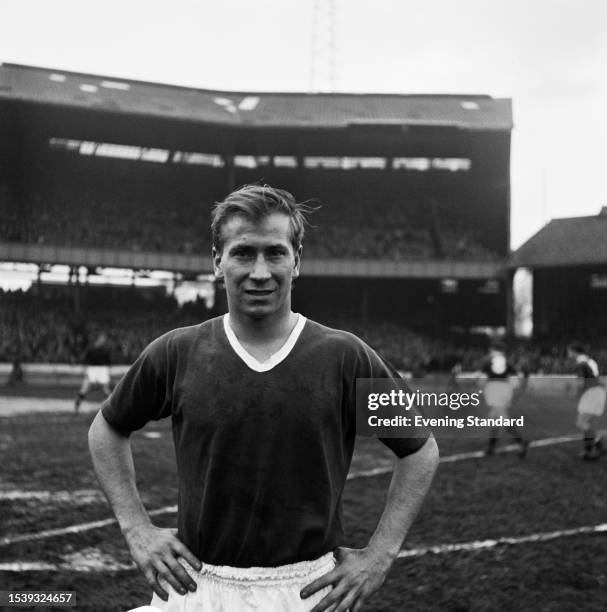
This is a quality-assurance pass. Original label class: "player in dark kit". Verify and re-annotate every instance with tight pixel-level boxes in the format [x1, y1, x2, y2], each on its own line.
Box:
[74, 333, 112, 413]
[567, 343, 606, 460]
[88, 185, 439, 612]
[482, 343, 528, 458]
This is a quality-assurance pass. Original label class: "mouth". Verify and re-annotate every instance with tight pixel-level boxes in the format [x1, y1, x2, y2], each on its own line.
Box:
[244, 289, 275, 296]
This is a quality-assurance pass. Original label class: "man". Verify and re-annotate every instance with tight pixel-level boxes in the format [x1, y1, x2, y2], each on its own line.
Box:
[88, 184, 439, 612]
[75, 332, 112, 413]
[567, 343, 605, 460]
[481, 342, 529, 458]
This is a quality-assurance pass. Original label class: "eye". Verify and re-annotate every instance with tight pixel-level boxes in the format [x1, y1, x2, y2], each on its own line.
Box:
[267, 247, 287, 258]
[231, 247, 254, 259]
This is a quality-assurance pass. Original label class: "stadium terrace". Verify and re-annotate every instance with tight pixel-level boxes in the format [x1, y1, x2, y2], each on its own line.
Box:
[1, 63, 512, 346]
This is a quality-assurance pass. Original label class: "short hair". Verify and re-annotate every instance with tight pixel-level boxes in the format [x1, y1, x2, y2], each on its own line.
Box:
[489, 339, 506, 353]
[568, 342, 586, 355]
[211, 184, 314, 253]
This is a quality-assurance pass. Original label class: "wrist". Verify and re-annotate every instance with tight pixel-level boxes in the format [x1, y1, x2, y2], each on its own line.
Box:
[364, 543, 398, 568]
[120, 515, 153, 537]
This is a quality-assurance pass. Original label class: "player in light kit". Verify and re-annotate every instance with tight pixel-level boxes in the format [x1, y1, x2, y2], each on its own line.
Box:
[482, 342, 528, 458]
[74, 333, 112, 413]
[567, 343, 606, 461]
[88, 185, 439, 612]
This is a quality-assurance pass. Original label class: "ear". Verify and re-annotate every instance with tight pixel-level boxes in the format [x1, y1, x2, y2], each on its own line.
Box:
[292, 244, 302, 279]
[212, 246, 223, 278]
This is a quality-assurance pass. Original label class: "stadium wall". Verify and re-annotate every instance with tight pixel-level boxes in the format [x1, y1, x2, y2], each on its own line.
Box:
[533, 266, 607, 339]
[292, 277, 507, 329]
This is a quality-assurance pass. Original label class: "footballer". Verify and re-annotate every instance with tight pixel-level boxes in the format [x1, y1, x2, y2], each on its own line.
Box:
[568, 343, 606, 460]
[88, 184, 439, 612]
[481, 342, 528, 458]
[74, 333, 112, 413]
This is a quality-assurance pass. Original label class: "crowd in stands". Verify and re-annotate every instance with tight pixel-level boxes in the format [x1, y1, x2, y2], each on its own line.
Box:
[1, 152, 504, 262]
[1, 156, 221, 255]
[0, 287, 210, 365]
[3, 288, 606, 376]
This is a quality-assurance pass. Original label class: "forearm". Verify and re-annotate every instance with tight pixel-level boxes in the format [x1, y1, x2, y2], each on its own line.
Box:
[367, 435, 439, 562]
[89, 412, 201, 599]
[88, 411, 151, 534]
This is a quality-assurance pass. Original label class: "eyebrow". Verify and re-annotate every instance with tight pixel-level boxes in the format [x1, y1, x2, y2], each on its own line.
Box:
[227, 244, 254, 254]
[229, 242, 289, 251]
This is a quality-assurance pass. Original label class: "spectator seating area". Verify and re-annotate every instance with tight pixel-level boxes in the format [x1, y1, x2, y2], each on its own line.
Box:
[0, 287, 210, 365]
[1, 152, 503, 261]
[3, 288, 605, 374]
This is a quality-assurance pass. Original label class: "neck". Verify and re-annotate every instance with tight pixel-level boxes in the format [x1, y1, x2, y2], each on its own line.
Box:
[228, 307, 297, 344]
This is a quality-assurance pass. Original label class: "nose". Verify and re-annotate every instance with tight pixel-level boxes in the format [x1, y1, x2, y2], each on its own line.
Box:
[249, 253, 271, 281]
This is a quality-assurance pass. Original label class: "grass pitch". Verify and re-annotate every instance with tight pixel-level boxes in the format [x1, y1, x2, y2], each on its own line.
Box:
[1, 387, 606, 612]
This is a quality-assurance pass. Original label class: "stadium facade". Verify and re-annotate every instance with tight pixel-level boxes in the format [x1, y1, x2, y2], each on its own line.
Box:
[1, 63, 513, 332]
[512, 209, 607, 340]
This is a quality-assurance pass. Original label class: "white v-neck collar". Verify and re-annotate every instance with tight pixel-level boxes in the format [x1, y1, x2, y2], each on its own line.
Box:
[223, 313, 306, 372]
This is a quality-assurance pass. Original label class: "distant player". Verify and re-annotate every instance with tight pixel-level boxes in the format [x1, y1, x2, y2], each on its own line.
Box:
[74, 333, 112, 413]
[482, 342, 528, 458]
[567, 343, 606, 460]
[445, 360, 462, 394]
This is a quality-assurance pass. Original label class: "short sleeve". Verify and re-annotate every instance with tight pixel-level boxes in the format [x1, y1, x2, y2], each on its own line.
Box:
[101, 335, 172, 433]
[351, 339, 431, 458]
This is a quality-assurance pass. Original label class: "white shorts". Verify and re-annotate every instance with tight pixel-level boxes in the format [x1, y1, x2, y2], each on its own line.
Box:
[147, 552, 335, 612]
[85, 366, 110, 386]
[577, 386, 606, 417]
[484, 380, 514, 417]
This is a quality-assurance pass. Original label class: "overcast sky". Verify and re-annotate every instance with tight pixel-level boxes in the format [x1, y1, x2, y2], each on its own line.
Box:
[3, 0, 606, 248]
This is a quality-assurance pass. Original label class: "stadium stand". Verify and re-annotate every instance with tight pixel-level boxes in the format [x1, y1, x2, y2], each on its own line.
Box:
[512, 210, 607, 341]
[6, 153, 222, 254]
[4, 287, 605, 373]
[0, 287, 210, 364]
[1, 151, 501, 261]
[0, 64, 512, 352]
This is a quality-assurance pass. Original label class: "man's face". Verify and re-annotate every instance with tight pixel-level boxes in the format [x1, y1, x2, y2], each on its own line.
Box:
[213, 213, 301, 320]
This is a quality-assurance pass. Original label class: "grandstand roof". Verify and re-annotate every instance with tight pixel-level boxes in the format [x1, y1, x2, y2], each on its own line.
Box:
[512, 208, 607, 268]
[0, 63, 512, 131]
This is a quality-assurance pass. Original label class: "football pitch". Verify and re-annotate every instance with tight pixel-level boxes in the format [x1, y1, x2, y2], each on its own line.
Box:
[1, 386, 606, 612]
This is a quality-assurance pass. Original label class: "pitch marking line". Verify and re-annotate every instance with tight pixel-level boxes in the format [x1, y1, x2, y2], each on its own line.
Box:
[347, 430, 602, 479]
[1, 523, 605, 572]
[0, 562, 58, 571]
[0, 489, 103, 502]
[0, 506, 176, 546]
[0, 430, 601, 547]
[397, 523, 607, 559]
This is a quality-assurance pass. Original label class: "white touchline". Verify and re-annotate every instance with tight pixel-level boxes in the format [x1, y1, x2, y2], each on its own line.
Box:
[1, 523, 605, 572]
[0, 561, 58, 571]
[347, 429, 606, 479]
[0, 560, 134, 572]
[0, 506, 177, 546]
[1, 429, 603, 546]
[397, 523, 607, 559]
[0, 489, 103, 502]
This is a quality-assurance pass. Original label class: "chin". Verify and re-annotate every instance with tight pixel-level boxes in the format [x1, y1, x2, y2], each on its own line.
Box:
[242, 304, 275, 318]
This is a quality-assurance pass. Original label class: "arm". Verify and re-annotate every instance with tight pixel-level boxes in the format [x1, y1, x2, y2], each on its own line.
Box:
[88, 411, 201, 600]
[302, 435, 439, 612]
[573, 364, 587, 398]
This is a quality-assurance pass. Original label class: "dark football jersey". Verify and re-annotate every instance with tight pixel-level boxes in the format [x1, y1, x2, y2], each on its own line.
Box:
[576, 357, 602, 390]
[102, 316, 430, 567]
[84, 346, 111, 366]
